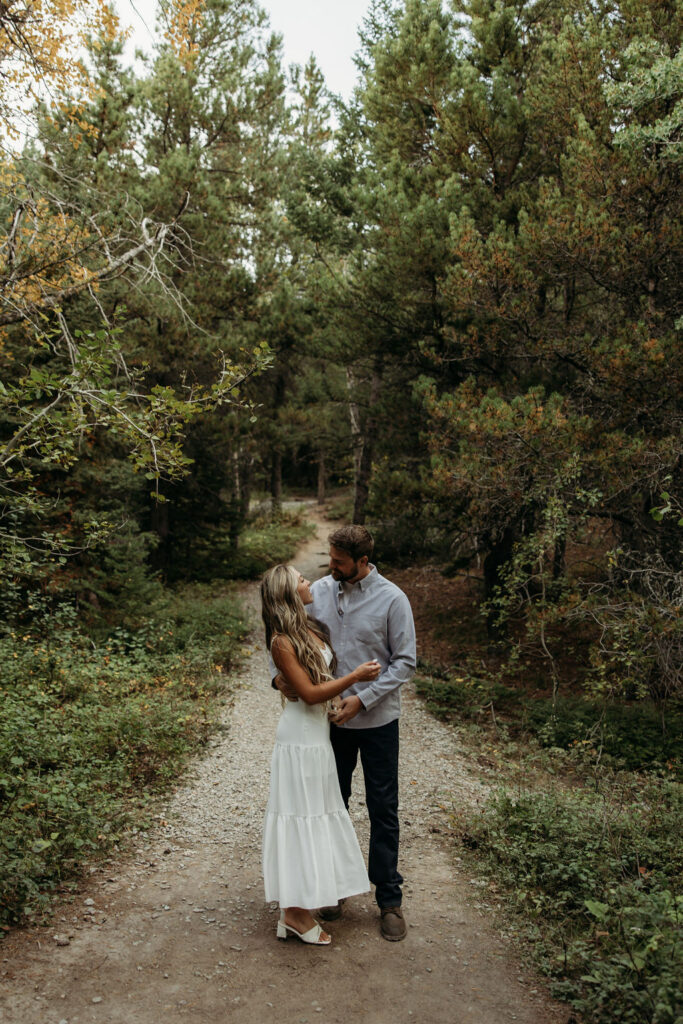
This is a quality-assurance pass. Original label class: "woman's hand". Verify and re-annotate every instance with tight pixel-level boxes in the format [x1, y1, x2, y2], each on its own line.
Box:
[329, 694, 364, 724]
[353, 659, 381, 682]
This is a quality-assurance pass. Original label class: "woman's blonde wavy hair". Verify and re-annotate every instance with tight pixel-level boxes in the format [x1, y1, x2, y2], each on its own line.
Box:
[260, 565, 336, 683]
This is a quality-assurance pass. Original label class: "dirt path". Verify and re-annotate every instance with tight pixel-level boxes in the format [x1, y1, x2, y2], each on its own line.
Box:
[0, 506, 569, 1024]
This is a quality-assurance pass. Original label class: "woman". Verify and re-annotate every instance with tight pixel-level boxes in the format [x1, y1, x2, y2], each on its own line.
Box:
[261, 564, 379, 945]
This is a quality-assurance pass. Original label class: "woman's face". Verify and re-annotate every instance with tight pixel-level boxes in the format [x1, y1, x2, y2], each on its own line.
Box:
[291, 567, 313, 605]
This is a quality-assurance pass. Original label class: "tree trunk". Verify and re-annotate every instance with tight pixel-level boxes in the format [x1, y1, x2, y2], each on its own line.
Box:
[270, 367, 286, 521]
[483, 526, 516, 640]
[240, 451, 253, 524]
[350, 356, 383, 525]
[228, 450, 243, 550]
[150, 497, 171, 577]
[317, 452, 326, 505]
[270, 450, 282, 520]
[552, 535, 567, 580]
[346, 366, 363, 482]
[353, 440, 373, 524]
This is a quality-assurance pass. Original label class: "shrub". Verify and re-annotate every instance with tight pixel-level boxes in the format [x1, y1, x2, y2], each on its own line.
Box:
[462, 781, 683, 1024]
[415, 666, 520, 722]
[522, 697, 683, 778]
[415, 669, 682, 777]
[0, 586, 247, 926]
[169, 509, 312, 581]
[227, 510, 313, 578]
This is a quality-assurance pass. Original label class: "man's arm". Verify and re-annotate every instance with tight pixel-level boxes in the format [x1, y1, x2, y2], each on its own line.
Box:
[332, 693, 365, 725]
[273, 671, 298, 700]
[354, 592, 416, 712]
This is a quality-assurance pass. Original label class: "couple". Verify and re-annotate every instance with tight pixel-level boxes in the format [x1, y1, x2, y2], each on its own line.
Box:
[260, 525, 416, 945]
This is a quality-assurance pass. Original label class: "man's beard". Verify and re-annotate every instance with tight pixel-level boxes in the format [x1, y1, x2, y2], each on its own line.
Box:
[331, 562, 360, 583]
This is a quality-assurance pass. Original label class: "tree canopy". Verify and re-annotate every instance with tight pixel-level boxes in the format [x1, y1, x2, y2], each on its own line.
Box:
[1, 0, 680, 707]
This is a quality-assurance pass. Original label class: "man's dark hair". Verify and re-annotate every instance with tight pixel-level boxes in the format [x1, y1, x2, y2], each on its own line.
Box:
[328, 525, 374, 562]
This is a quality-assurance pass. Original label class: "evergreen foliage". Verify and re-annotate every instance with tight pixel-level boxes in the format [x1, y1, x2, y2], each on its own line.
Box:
[286, 0, 682, 719]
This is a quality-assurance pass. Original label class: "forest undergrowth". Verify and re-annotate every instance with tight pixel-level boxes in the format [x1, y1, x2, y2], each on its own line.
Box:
[0, 512, 309, 931]
[403, 563, 683, 1024]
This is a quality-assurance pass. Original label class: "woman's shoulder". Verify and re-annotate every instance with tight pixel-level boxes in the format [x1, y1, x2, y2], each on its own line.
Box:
[270, 633, 294, 653]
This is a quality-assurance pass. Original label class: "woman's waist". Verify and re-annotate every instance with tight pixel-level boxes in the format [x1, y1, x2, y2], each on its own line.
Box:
[276, 700, 329, 738]
[281, 698, 328, 718]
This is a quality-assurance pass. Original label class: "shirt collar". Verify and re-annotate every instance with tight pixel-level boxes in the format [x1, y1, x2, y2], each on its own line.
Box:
[338, 564, 378, 593]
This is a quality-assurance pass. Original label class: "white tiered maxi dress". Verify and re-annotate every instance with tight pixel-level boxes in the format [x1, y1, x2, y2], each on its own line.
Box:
[262, 647, 370, 909]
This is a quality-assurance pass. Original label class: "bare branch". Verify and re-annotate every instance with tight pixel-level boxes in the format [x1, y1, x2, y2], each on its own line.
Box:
[0, 393, 64, 467]
[0, 192, 193, 326]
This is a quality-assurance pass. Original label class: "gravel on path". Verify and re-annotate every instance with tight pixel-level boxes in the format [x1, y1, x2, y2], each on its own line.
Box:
[0, 505, 570, 1024]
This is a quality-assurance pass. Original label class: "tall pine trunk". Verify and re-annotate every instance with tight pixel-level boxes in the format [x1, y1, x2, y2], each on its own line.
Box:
[150, 497, 172, 577]
[228, 448, 251, 550]
[317, 452, 326, 505]
[346, 366, 363, 484]
[347, 356, 383, 524]
[270, 369, 286, 520]
[270, 450, 282, 519]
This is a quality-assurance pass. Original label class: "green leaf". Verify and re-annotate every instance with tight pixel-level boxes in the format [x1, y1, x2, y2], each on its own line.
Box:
[584, 899, 609, 921]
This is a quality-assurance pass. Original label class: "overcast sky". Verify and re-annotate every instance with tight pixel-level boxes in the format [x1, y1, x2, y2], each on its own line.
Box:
[117, 0, 371, 98]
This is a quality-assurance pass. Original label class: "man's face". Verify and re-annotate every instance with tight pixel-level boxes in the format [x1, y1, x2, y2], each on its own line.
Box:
[328, 544, 367, 583]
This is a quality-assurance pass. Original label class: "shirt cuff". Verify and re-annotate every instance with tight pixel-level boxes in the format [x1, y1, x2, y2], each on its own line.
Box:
[357, 686, 379, 710]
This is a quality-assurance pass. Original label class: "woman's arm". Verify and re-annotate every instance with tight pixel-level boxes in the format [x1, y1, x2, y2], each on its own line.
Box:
[271, 637, 379, 706]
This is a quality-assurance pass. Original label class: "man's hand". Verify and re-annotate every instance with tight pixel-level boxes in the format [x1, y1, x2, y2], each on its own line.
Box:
[329, 694, 363, 725]
[274, 673, 298, 701]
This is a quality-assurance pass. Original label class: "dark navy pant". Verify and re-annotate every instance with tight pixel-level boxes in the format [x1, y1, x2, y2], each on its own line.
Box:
[329, 718, 403, 908]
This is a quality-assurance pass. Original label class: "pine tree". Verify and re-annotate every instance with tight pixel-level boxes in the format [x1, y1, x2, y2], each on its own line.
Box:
[117, 0, 286, 575]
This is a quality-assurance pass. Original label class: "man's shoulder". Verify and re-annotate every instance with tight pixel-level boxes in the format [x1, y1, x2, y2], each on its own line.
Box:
[372, 571, 409, 601]
[310, 575, 335, 596]
[369, 573, 413, 617]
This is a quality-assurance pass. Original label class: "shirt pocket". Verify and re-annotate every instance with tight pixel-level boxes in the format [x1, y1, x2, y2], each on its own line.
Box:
[354, 614, 387, 649]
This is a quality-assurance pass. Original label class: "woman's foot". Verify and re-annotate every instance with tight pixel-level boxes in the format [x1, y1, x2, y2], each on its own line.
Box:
[283, 908, 330, 940]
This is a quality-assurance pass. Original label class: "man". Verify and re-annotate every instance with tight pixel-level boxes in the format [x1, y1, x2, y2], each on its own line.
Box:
[277, 524, 416, 941]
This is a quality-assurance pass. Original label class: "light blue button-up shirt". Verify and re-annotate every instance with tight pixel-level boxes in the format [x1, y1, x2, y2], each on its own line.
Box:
[308, 565, 416, 730]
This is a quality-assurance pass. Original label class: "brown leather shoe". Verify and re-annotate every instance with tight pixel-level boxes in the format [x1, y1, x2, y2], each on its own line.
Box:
[318, 899, 345, 921]
[380, 906, 407, 941]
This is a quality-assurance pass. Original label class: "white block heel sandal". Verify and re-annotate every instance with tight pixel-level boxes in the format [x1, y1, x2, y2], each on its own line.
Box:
[276, 911, 331, 945]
